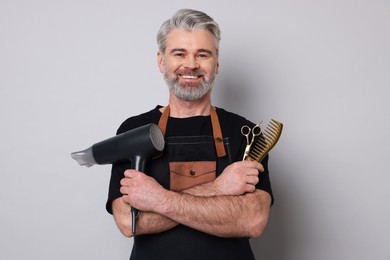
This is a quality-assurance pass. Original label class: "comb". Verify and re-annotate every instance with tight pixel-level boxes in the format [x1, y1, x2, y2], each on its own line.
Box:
[248, 119, 283, 162]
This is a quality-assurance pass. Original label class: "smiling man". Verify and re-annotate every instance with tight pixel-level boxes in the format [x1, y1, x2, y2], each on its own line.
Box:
[106, 9, 273, 260]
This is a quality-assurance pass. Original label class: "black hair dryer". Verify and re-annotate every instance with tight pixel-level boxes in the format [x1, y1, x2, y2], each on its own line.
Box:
[71, 123, 165, 234]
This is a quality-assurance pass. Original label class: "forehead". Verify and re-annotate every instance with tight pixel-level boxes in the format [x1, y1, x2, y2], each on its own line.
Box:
[165, 29, 217, 53]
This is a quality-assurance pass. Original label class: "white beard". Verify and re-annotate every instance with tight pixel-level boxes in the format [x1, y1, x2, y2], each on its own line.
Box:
[162, 65, 216, 101]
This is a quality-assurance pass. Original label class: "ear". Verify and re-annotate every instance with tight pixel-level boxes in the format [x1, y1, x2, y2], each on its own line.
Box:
[215, 61, 219, 75]
[157, 51, 164, 73]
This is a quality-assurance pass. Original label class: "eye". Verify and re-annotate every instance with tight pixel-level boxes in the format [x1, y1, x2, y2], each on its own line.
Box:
[198, 53, 209, 58]
[173, 52, 184, 57]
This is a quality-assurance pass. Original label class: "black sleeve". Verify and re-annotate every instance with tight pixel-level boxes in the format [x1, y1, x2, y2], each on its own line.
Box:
[256, 154, 274, 205]
[106, 161, 131, 214]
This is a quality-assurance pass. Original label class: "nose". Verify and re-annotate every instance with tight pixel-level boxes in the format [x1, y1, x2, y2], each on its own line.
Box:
[183, 56, 199, 70]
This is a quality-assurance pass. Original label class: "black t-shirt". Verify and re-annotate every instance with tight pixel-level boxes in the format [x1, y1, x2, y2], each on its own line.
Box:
[106, 106, 273, 260]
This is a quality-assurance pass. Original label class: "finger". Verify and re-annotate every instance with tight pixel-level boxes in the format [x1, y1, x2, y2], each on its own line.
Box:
[121, 195, 131, 205]
[246, 184, 256, 193]
[124, 169, 139, 178]
[123, 169, 133, 177]
[120, 178, 127, 186]
[251, 162, 264, 172]
[120, 186, 128, 195]
[120, 176, 132, 186]
[246, 176, 259, 185]
[253, 164, 264, 173]
[257, 163, 264, 172]
[242, 160, 264, 172]
[247, 169, 260, 177]
[245, 168, 261, 176]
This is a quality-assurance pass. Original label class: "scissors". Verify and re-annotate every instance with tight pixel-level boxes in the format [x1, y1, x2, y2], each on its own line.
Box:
[241, 122, 262, 160]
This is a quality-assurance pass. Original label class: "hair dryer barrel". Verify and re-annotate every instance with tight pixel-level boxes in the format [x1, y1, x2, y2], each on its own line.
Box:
[93, 123, 165, 164]
[71, 123, 165, 167]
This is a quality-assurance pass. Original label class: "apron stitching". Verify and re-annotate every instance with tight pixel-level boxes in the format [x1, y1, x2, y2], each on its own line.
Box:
[167, 142, 215, 145]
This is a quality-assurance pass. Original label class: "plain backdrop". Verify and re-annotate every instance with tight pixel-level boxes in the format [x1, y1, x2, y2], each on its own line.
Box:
[1, 1, 389, 259]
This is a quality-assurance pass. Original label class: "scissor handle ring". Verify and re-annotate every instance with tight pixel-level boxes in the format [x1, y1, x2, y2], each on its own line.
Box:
[252, 125, 261, 136]
[241, 125, 251, 135]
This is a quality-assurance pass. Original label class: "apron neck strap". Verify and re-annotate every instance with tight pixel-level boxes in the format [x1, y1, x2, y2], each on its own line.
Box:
[158, 105, 226, 158]
[158, 106, 170, 137]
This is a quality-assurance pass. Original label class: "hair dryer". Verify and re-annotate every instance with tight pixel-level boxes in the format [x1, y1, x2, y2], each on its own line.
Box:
[71, 123, 165, 234]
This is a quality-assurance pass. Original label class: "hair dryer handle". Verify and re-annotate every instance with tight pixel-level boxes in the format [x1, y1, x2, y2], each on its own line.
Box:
[131, 207, 139, 234]
[130, 155, 145, 235]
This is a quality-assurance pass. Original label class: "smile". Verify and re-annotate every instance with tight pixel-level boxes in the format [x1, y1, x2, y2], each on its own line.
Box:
[179, 75, 202, 79]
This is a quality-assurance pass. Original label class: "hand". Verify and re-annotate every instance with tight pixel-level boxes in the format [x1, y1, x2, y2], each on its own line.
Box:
[120, 170, 168, 212]
[214, 161, 263, 196]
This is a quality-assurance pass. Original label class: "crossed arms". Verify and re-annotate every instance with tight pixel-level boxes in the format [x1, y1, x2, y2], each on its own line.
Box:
[111, 160, 272, 238]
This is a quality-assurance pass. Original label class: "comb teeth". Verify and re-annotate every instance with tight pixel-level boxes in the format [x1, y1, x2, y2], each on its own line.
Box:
[249, 119, 283, 162]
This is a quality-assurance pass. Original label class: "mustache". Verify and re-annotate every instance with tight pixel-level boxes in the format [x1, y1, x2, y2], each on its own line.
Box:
[175, 68, 205, 77]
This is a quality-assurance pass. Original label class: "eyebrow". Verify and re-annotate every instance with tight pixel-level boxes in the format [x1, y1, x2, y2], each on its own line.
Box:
[169, 48, 214, 55]
[198, 49, 213, 55]
[169, 48, 186, 54]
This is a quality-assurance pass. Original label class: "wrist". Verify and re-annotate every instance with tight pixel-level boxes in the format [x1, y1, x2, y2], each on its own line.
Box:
[156, 189, 176, 215]
[212, 180, 224, 196]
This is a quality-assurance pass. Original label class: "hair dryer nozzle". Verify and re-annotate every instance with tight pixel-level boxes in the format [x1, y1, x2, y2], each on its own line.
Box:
[71, 147, 97, 167]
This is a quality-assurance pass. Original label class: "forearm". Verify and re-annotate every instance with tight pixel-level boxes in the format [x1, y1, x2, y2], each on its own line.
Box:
[113, 181, 239, 237]
[181, 181, 219, 197]
[119, 162, 270, 237]
[157, 189, 271, 238]
[112, 197, 178, 237]
[136, 212, 178, 235]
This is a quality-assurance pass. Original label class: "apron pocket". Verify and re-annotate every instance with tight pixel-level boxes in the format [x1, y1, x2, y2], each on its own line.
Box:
[169, 161, 216, 191]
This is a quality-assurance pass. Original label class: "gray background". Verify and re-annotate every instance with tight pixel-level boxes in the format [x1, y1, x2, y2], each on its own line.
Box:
[1, 0, 389, 259]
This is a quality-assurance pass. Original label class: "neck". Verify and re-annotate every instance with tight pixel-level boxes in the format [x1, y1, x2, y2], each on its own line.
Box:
[167, 91, 212, 118]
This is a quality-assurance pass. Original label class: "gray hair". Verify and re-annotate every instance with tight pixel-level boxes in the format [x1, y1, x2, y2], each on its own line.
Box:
[157, 9, 221, 56]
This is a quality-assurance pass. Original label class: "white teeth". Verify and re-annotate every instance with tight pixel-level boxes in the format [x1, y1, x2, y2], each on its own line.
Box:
[181, 75, 198, 79]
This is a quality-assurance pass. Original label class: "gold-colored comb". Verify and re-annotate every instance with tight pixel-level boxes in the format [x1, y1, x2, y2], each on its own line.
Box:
[248, 119, 283, 162]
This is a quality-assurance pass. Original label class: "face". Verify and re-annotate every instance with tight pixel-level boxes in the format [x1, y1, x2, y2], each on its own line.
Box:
[158, 29, 219, 101]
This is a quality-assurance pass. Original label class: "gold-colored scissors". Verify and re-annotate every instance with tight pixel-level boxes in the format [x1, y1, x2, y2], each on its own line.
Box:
[241, 122, 262, 160]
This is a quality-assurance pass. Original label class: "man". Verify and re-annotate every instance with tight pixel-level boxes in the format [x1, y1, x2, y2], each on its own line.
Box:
[106, 9, 273, 260]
